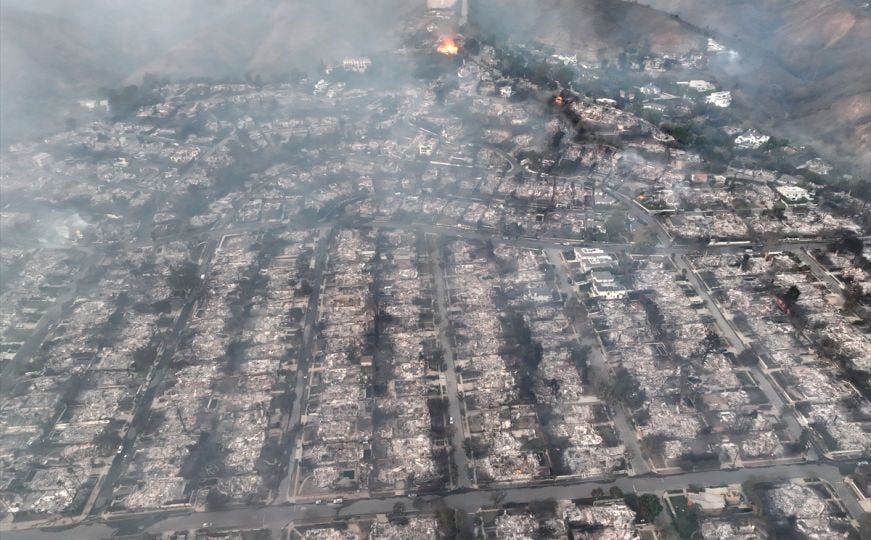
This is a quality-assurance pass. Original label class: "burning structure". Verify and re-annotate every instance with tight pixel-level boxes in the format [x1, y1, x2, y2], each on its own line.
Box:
[437, 35, 459, 56]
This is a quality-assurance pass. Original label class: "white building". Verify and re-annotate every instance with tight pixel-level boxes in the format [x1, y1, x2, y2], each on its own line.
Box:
[552, 53, 578, 66]
[775, 185, 812, 203]
[639, 83, 661, 96]
[798, 158, 832, 176]
[707, 39, 726, 52]
[687, 80, 716, 92]
[591, 271, 615, 285]
[705, 91, 732, 108]
[418, 141, 435, 156]
[342, 57, 372, 73]
[590, 270, 626, 300]
[576, 250, 616, 273]
[426, 0, 456, 7]
[32, 152, 52, 168]
[734, 130, 770, 149]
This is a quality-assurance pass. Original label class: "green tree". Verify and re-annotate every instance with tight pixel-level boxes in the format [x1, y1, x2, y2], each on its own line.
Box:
[672, 503, 700, 539]
[167, 261, 202, 294]
[205, 488, 230, 510]
[434, 501, 472, 539]
[772, 200, 787, 220]
[288, 307, 305, 322]
[843, 282, 864, 312]
[571, 345, 592, 382]
[834, 232, 864, 256]
[298, 279, 313, 296]
[527, 498, 558, 518]
[181, 431, 222, 482]
[857, 513, 871, 540]
[131, 345, 158, 374]
[92, 424, 123, 457]
[699, 329, 723, 363]
[737, 349, 759, 366]
[623, 493, 663, 523]
[665, 124, 694, 146]
[605, 213, 628, 241]
[782, 285, 801, 309]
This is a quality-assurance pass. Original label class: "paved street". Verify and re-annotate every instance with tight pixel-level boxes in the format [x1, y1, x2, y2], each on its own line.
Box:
[797, 249, 844, 293]
[545, 248, 651, 476]
[431, 239, 473, 489]
[89, 232, 225, 517]
[610, 188, 814, 453]
[3, 460, 861, 540]
[674, 254, 809, 453]
[0, 247, 103, 396]
[280, 226, 333, 502]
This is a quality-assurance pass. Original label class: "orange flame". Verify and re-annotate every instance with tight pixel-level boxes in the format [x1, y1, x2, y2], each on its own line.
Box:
[437, 36, 459, 56]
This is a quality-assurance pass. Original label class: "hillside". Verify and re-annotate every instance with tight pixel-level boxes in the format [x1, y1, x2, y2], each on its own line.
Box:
[0, 6, 122, 142]
[0, 0, 416, 141]
[640, 0, 871, 172]
[130, 0, 419, 82]
[1, 0, 868, 172]
[0, 0, 240, 142]
[472, 0, 705, 60]
[125, 0, 269, 82]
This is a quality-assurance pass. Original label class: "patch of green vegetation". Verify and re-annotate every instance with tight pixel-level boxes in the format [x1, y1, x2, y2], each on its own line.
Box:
[623, 493, 664, 524]
[668, 495, 700, 540]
